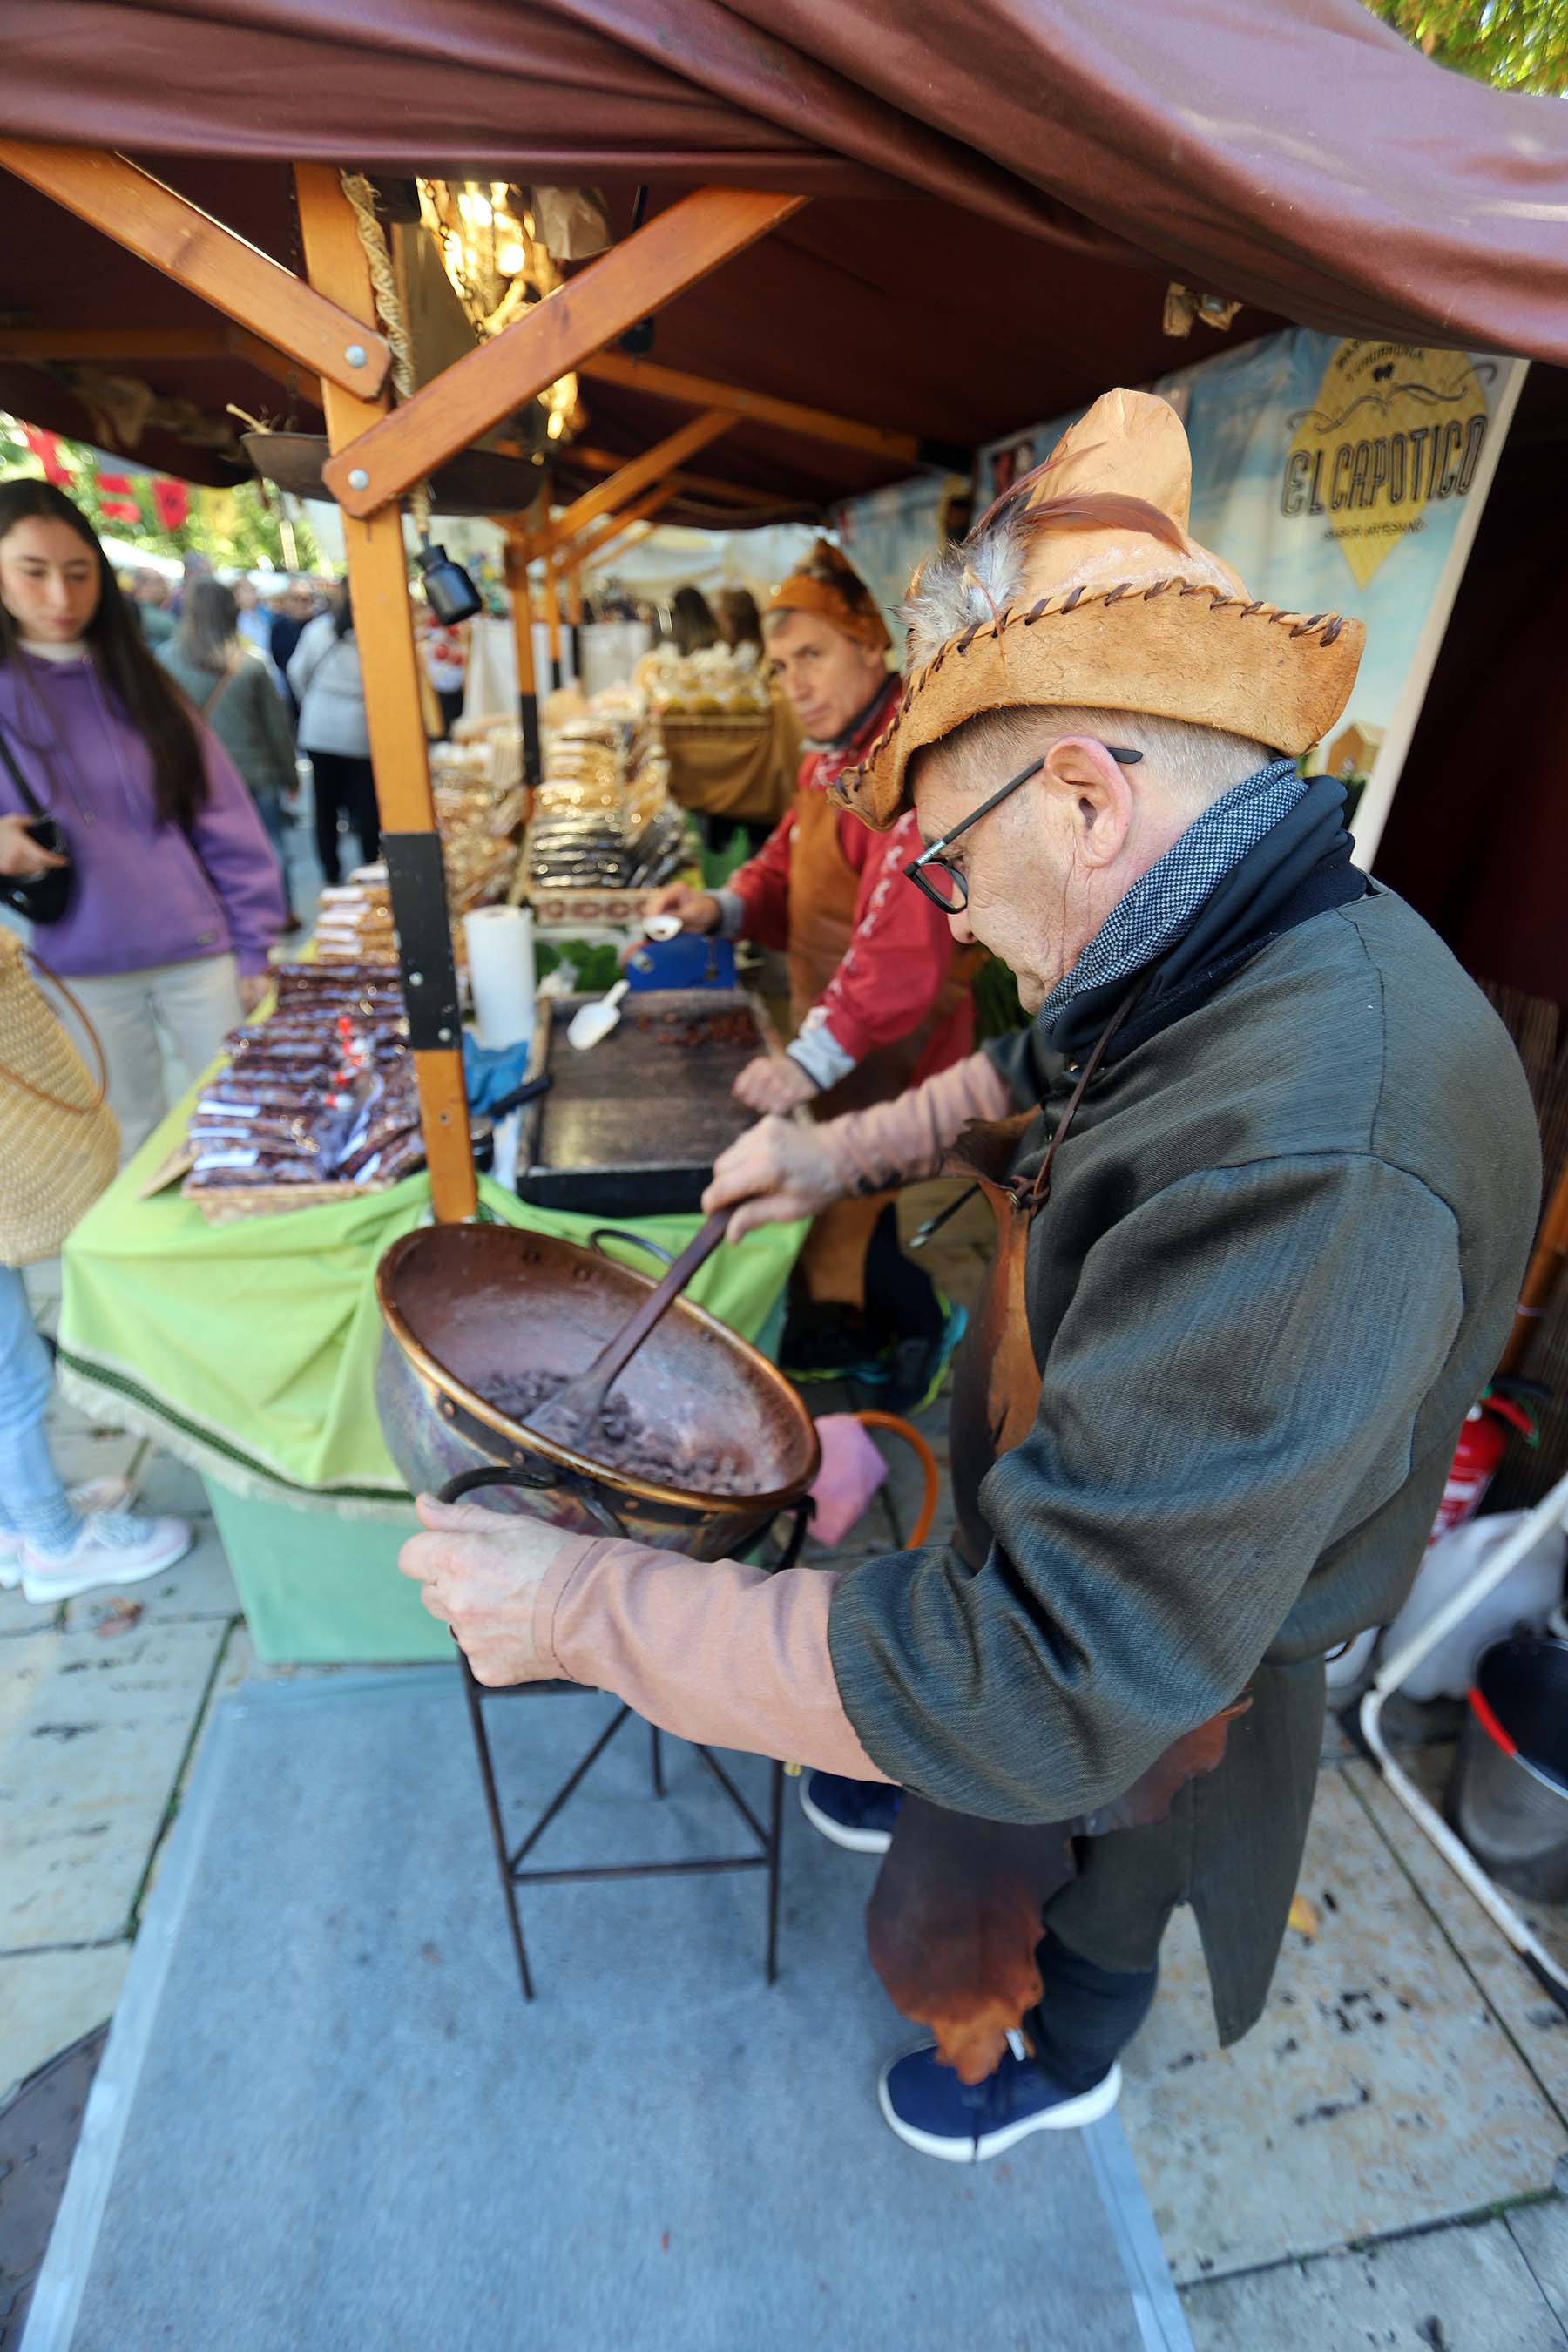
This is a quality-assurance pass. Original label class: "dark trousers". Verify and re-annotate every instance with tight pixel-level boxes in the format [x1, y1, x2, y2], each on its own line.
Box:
[435, 686, 465, 740]
[862, 1201, 945, 1346]
[1025, 1934, 1159, 2093]
[308, 751, 381, 885]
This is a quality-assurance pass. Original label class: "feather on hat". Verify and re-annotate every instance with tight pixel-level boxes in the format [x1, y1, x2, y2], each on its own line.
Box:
[835, 389, 1362, 829]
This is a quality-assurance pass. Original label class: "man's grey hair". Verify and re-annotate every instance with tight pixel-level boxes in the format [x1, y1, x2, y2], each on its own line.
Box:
[919, 704, 1275, 808]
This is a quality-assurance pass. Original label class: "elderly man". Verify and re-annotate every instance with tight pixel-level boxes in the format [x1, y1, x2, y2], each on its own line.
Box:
[644, 541, 975, 1395]
[402, 390, 1539, 2161]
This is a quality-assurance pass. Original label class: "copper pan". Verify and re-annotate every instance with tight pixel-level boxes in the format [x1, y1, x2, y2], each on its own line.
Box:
[375, 1220, 819, 1557]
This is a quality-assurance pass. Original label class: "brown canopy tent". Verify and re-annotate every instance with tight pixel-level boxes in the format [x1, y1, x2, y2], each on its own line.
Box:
[3, 0, 1567, 1218]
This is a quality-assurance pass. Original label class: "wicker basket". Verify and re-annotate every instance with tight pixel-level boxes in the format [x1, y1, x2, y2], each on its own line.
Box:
[0, 934, 119, 1265]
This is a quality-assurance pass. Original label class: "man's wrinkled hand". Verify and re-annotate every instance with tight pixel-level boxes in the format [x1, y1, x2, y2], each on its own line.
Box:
[702, 1113, 847, 1240]
[398, 1496, 570, 1686]
[732, 1052, 816, 1117]
[238, 973, 272, 1017]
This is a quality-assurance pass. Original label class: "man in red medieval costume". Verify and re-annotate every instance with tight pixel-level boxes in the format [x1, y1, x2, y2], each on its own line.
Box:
[402, 390, 1538, 2161]
[643, 541, 973, 1404]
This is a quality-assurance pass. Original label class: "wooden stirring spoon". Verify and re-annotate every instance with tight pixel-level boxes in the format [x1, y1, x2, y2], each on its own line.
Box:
[528, 1206, 731, 1456]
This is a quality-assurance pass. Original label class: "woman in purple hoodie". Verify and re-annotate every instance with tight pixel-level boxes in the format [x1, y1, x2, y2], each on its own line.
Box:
[0, 482, 285, 1161]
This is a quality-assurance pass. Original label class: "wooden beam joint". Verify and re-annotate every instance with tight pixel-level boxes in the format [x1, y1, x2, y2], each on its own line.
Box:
[0, 141, 391, 399]
[322, 188, 805, 518]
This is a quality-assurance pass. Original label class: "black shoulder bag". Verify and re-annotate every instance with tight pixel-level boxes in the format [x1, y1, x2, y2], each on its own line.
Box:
[0, 718, 74, 924]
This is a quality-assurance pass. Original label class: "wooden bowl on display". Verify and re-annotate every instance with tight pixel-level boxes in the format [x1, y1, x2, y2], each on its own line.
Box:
[240, 433, 545, 519]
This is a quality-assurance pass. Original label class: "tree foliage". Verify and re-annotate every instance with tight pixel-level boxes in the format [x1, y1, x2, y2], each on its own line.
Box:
[0, 420, 321, 575]
[1364, 0, 1568, 92]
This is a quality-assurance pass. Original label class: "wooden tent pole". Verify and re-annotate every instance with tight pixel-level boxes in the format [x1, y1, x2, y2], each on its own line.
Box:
[501, 527, 543, 787]
[563, 560, 585, 680]
[586, 520, 656, 578]
[0, 144, 390, 399]
[569, 446, 782, 510]
[578, 348, 927, 465]
[322, 190, 804, 517]
[559, 486, 679, 572]
[0, 323, 323, 403]
[293, 162, 476, 1223]
[524, 414, 732, 564]
[1497, 1155, 1568, 1379]
[542, 563, 564, 691]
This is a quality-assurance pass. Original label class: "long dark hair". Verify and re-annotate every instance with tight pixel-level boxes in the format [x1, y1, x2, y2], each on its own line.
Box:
[670, 584, 718, 656]
[713, 586, 761, 651]
[0, 479, 210, 828]
[177, 578, 240, 675]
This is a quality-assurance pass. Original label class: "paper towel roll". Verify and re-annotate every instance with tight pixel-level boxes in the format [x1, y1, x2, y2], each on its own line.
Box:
[464, 905, 536, 1048]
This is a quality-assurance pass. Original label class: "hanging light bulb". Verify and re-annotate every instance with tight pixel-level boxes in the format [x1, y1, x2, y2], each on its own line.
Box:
[496, 238, 528, 277]
[546, 410, 565, 440]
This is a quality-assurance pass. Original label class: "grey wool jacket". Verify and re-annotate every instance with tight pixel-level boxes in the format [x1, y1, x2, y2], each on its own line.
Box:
[158, 644, 296, 808]
[828, 882, 1541, 1827]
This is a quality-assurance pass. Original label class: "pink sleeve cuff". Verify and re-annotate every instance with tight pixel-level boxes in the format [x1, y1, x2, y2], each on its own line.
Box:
[815, 1050, 1011, 1193]
[532, 1534, 889, 1781]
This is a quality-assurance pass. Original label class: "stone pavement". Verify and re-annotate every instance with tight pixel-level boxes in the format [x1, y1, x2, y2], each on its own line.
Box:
[4, 1231, 1568, 2348]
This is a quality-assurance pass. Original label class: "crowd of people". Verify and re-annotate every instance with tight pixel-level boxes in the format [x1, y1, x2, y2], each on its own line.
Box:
[0, 489, 469, 1611]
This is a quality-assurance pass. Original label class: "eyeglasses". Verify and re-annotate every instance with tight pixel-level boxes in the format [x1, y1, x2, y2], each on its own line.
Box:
[902, 744, 1145, 911]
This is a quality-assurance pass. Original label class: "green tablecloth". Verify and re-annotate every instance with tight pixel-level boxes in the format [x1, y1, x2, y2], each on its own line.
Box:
[58, 1103, 805, 1520]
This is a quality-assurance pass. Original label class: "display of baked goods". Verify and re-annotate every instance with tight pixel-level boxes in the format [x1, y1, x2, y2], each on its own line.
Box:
[527, 713, 685, 895]
[632, 641, 771, 718]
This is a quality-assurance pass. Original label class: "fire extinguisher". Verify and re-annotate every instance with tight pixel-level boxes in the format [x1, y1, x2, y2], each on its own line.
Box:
[1429, 1382, 1543, 1543]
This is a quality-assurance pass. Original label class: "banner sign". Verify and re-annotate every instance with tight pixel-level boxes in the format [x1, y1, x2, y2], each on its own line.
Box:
[972, 329, 1512, 791]
[831, 329, 1513, 818]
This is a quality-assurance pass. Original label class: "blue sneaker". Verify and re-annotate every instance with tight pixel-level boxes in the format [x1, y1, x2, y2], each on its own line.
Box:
[799, 1771, 903, 1854]
[878, 2039, 1122, 2162]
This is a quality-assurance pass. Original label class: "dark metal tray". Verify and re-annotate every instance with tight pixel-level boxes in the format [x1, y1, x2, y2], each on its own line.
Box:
[516, 986, 777, 1217]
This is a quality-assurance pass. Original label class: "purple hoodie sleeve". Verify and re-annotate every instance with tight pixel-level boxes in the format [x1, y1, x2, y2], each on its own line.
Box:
[189, 728, 286, 975]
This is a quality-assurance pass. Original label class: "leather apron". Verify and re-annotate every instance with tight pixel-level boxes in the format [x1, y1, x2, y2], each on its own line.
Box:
[788, 783, 976, 1305]
[862, 1014, 1248, 2085]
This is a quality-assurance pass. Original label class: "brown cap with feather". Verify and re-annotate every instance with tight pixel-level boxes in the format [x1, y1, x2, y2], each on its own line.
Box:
[833, 388, 1363, 828]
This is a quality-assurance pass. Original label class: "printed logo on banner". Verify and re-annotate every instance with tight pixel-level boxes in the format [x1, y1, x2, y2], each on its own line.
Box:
[1281, 343, 1492, 591]
[837, 327, 1512, 802]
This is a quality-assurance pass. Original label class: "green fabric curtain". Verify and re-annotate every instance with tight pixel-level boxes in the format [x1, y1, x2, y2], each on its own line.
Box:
[59, 1124, 804, 1514]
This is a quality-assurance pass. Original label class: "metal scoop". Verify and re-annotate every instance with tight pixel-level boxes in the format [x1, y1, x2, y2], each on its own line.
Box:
[566, 977, 630, 1051]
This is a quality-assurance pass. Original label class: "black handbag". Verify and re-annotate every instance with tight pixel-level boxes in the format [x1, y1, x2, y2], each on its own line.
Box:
[0, 719, 74, 924]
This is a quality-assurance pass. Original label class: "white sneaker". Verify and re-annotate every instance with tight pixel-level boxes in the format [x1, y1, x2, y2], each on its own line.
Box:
[19, 1512, 192, 1604]
[0, 1479, 133, 1588]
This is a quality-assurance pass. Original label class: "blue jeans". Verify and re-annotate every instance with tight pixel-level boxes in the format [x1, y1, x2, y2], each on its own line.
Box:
[254, 790, 293, 908]
[0, 1262, 71, 1542]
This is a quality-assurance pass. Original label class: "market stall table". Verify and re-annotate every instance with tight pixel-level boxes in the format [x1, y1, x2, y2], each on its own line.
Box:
[56, 1104, 805, 1664]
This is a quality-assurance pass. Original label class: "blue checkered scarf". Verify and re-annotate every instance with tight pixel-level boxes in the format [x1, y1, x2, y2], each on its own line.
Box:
[1036, 758, 1306, 1029]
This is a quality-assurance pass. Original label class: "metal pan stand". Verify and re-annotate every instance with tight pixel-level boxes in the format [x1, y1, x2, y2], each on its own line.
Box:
[440, 1463, 812, 2003]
